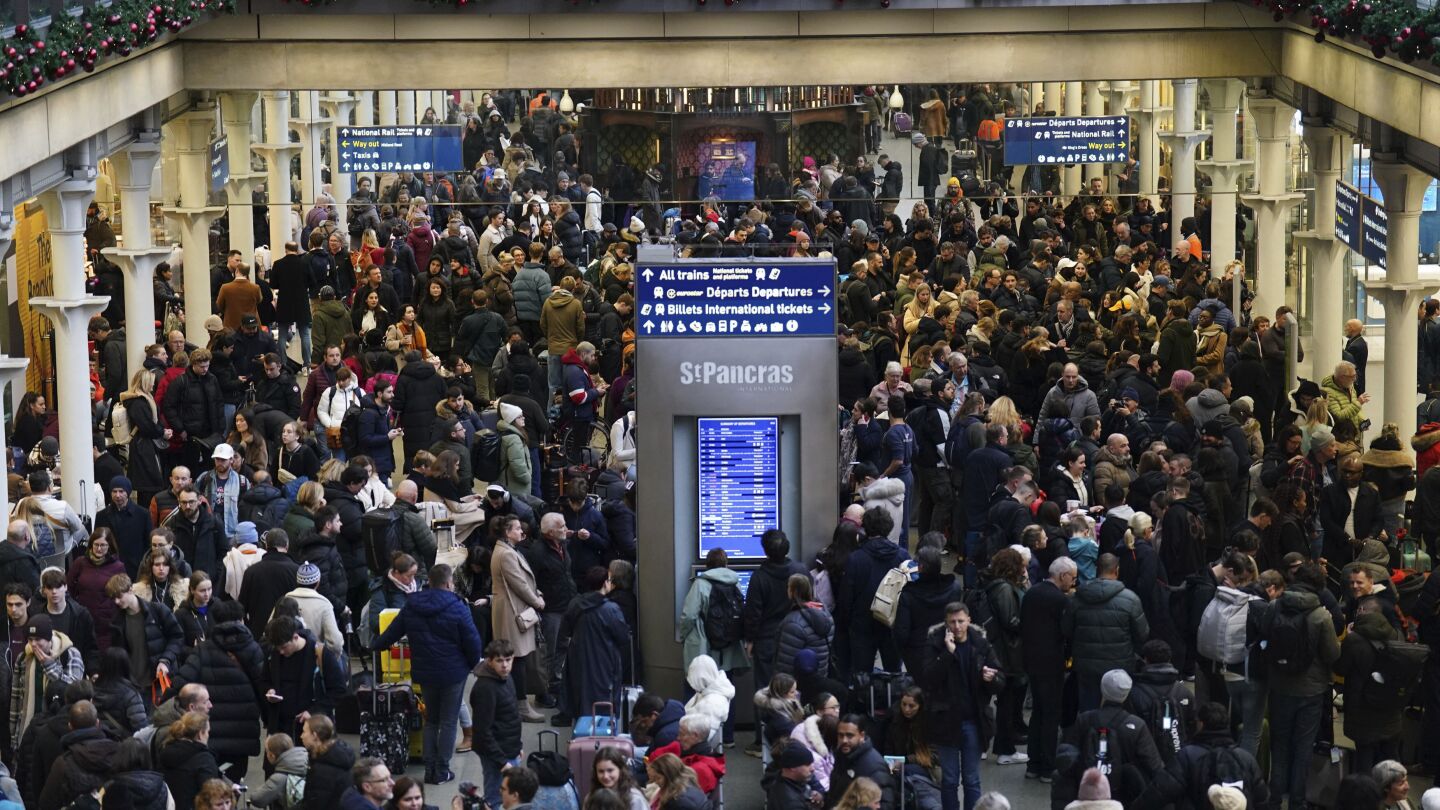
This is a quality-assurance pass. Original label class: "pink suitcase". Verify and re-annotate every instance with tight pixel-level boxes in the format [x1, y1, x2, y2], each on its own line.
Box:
[568, 702, 635, 798]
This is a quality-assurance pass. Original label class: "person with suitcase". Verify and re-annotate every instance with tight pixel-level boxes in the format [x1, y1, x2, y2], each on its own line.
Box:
[470, 638, 523, 810]
[374, 562, 484, 786]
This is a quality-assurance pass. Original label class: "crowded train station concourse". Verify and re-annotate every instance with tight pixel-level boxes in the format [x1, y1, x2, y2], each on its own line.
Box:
[6, 0, 1440, 808]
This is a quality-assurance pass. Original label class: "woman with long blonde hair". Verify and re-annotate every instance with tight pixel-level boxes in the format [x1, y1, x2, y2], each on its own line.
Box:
[833, 777, 882, 810]
[121, 368, 171, 505]
[645, 754, 706, 810]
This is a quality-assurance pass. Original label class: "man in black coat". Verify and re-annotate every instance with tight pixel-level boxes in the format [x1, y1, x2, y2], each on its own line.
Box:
[0, 522, 40, 593]
[323, 466, 370, 620]
[1136, 701, 1269, 810]
[470, 639, 522, 809]
[238, 529, 300, 639]
[825, 715, 896, 810]
[738, 529, 807, 756]
[919, 602, 1004, 810]
[38, 700, 118, 810]
[255, 354, 303, 418]
[768, 742, 824, 810]
[161, 349, 225, 470]
[1021, 555, 1076, 781]
[258, 615, 347, 735]
[95, 476, 152, 578]
[1318, 454, 1383, 569]
[107, 575, 184, 707]
[915, 133, 944, 212]
[907, 379, 956, 538]
[169, 488, 225, 594]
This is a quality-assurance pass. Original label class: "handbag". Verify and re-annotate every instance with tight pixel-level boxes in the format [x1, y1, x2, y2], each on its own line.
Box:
[325, 426, 343, 449]
[276, 467, 297, 485]
[1305, 745, 1350, 808]
[515, 606, 540, 632]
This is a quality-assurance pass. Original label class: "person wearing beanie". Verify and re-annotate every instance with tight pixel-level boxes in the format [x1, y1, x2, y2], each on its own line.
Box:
[768, 741, 821, 810]
[95, 474, 153, 576]
[496, 402, 531, 498]
[1284, 422, 1338, 531]
[1057, 668, 1163, 808]
[1062, 768, 1122, 810]
[1134, 701, 1267, 810]
[1422, 786, 1440, 810]
[280, 561, 343, 651]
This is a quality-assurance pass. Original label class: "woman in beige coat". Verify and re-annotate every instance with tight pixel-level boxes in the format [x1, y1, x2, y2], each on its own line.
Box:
[490, 514, 546, 721]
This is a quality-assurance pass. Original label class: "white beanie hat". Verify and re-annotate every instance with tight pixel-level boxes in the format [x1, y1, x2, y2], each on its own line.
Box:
[499, 402, 523, 425]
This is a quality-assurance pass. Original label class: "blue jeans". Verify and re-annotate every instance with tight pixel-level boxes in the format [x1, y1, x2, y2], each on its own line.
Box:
[276, 321, 312, 368]
[1226, 674, 1267, 756]
[547, 351, 564, 403]
[418, 678, 466, 774]
[480, 754, 506, 809]
[963, 531, 984, 588]
[934, 721, 983, 810]
[531, 447, 543, 498]
[1268, 691, 1324, 810]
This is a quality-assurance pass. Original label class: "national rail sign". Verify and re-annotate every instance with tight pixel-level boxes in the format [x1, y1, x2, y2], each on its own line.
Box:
[336, 126, 463, 174]
[1003, 115, 1131, 166]
[634, 260, 837, 338]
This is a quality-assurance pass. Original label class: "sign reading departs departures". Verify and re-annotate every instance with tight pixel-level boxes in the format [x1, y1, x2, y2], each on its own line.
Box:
[634, 261, 837, 337]
[337, 126, 463, 174]
[1003, 115, 1131, 166]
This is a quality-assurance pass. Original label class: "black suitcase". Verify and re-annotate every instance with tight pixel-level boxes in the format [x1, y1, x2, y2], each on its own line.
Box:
[335, 669, 372, 734]
[951, 139, 978, 175]
[359, 652, 417, 775]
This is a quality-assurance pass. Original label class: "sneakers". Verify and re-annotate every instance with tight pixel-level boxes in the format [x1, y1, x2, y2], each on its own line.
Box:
[996, 753, 1029, 765]
[425, 769, 455, 785]
[744, 742, 764, 758]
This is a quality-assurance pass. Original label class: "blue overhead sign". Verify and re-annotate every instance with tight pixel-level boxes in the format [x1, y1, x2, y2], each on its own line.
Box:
[1336, 180, 1388, 268]
[1362, 194, 1388, 269]
[634, 261, 837, 337]
[209, 135, 229, 194]
[1003, 115, 1130, 165]
[336, 126, 463, 174]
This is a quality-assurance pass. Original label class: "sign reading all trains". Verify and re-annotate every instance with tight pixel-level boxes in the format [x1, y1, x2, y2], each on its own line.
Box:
[337, 126, 463, 174]
[635, 261, 837, 337]
[1003, 115, 1131, 165]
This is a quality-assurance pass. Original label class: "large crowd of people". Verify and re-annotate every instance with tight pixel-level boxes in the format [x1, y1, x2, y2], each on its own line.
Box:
[0, 83, 1435, 810]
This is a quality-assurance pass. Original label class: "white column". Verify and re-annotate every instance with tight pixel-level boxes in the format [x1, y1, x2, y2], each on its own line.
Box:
[1294, 124, 1351, 383]
[1137, 80, 1164, 196]
[292, 91, 328, 211]
[431, 90, 446, 120]
[1063, 82, 1082, 196]
[1159, 79, 1210, 234]
[36, 173, 108, 511]
[104, 134, 170, 379]
[1084, 82, 1106, 186]
[357, 90, 375, 128]
[163, 108, 227, 344]
[319, 93, 358, 237]
[1041, 82, 1062, 115]
[253, 91, 302, 263]
[1239, 97, 1303, 319]
[1371, 158, 1435, 437]
[398, 91, 416, 126]
[220, 92, 261, 259]
[1197, 79, 1251, 265]
[379, 91, 398, 127]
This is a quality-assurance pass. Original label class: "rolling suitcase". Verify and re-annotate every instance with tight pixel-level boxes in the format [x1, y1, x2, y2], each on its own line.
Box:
[951, 139, 978, 175]
[530, 730, 581, 810]
[376, 611, 425, 763]
[569, 702, 635, 799]
[359, 650, 415, 775]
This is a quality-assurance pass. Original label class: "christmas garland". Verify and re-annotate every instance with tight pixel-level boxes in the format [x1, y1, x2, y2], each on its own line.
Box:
[1, 0, 234, 98]
[1254, 0, 1440, 65]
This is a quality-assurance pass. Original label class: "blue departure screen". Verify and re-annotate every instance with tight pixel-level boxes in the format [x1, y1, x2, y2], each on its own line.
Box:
[698, 417, 779, 559]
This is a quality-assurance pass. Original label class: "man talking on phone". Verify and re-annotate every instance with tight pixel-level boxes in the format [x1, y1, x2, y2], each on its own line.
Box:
[920, 602, 1006, 810]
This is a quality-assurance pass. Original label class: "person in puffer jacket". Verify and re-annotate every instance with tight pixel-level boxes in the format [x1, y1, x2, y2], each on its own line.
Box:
[774, 575, 834, 677]
[852, 463, 905, 544]
[1061, 553, 1148, 713]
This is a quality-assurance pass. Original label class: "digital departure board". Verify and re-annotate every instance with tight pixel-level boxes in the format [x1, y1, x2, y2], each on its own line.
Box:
[698, 417, 779, 559]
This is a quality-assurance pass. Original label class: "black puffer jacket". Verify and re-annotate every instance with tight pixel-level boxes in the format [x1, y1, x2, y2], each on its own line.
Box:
[983, 576, 1025, 674]
[99, 770, 171, 810]
[157, 737, 221, 810]
[742, 559, 808, 650]
[303, 739, 356, 810]
[109, 598, 185, 674]
[470, 665, 522, 761]
[554, 208, 585, 264]
[39, 726, 119, 810]
[393, 361, 449, 463]
[322, 482, 368, 587]
[169, 619, 266, 760]
[296, 530, 349, 616]
[92, 677, 147, 735]
[1062, 577, 1149, 677]
[161, 368, 225, 439]
[774, 603, 834, 676]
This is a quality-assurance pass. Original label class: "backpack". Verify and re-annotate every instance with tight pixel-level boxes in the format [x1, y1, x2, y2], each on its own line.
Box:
[107, 400, 133, 447]
[1080, 724, 1127, 781]
[870, 563, 912, 627]
[961, 586, 994, 632]
[703, 579, 744, 650]
[361, 507, 405, 576]
[281, 773, 306, 809]
[1202, 745, 1256, 809]
[339, 397, 365, 457]
[1197, 586, 1259, 665]
[1130, 681, 1191, 760]
[1262, 603, 1317, 676]
[1362, 639, 1429, 710]
[472, 428, 502, 483]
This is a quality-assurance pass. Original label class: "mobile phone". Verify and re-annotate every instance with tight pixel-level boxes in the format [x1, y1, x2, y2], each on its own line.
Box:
[883, 755, 905, 772]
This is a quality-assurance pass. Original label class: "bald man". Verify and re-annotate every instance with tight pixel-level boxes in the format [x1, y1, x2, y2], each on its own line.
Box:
[392, 480, 439, 571]
[1343, 319, 1368, 395]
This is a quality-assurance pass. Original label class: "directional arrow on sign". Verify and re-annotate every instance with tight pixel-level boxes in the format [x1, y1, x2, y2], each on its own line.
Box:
[643, 321, 654, 333]
[819, 286, 831, 296]
[819, 303, 831, 315]
[642, 269, 654, 281]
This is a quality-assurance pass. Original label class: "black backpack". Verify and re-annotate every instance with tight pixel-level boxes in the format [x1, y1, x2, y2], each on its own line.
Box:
[1262, 603, 1317, 676]
[336, 391, 365, 457]
[1080, 723, 1127, 782]
[472, 429, 502, 484]
[361, 507, 405, 576]
[703, 579, 744, 650]
[1129, 681, 1191, 762]
[1201, 745, 1258, 809]
[1363, 639, 1429, 710]
[963, 587, 994, 632]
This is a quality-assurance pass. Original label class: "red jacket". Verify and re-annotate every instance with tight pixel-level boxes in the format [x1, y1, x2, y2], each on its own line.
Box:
[1414, 423, 1440, 476]
[649, 741, 726, 794]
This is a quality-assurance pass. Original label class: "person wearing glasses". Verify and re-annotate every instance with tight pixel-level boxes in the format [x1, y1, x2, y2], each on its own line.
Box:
[341, 756, 396, 809]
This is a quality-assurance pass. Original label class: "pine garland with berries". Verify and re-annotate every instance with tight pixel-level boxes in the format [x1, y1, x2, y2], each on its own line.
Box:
[1255, 0, 1440, 65]
[0, 0, 234, 98]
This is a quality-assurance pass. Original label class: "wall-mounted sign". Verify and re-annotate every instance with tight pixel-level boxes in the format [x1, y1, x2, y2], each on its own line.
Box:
[697, 417, 779, 559]
[209, 135, 229, 194]
[1336, 180, 1387, 268]
[1003, 115, 1130, 165]
[336, 126, 463, 174]
[634, 261, 836, 338]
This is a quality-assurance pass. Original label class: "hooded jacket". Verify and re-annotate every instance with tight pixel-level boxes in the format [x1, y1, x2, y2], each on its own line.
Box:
[374, 586, 483, 684]
[157, 737, 220, 810]
[99, 770, 171, 810]
[680, 571, 750, 674]
[774, 602, 834, 677]
[470, 662, 522, 761]
[38, 725, 119, 810]
[1092, 445, 1137, 500]
[1062, 578, 1149, 676]
[683, 655, 737, 733]
[248, 745, 309, 809]
[1157, 317, 1197, 384]
[1262, 585, 1342, 698]
[561, 348, 601, 421]
[841, 537, 912, 625]
[857, 478, 906, 543]
[168, 619, 266, 760]
[1185, 388, 1230, 429]
[1040, 376, 1101, 428]
[742, 558, 809, 650]
[540, 288, 586, 357]
[310, 299, 352, 366]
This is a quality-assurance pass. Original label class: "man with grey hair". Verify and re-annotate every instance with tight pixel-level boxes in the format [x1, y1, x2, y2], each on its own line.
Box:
[1019, 550, 1077, 778]
[1343, 318, 1368, 394]
[1321, 359, 1370, 435]
[676, 713, 717, 755]
[524, 513, 575, 714]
